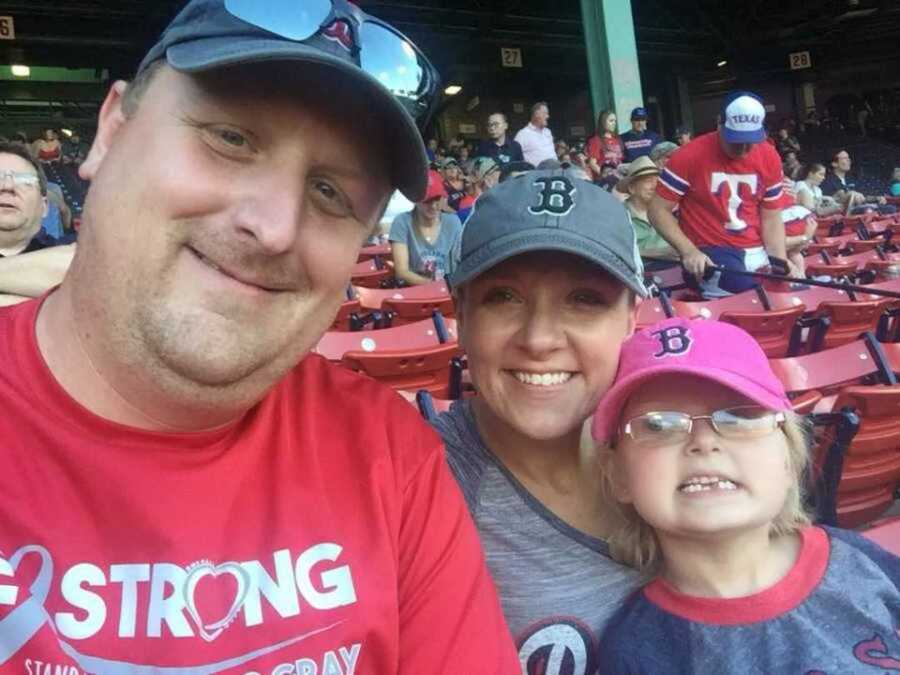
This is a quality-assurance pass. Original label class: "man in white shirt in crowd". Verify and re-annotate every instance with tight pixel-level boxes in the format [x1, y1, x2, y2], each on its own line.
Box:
[514, 101, 555, 167]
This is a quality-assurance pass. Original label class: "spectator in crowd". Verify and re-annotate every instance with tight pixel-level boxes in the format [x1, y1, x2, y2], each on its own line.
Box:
[0, 142, 60, 256]
[597, 161, 620, 192]
[31, 128, 63, 165]
[438, 157, 466, 212]
[477, 112, 524, 165]
[649, 91, 796, 297]
[674, 125, 692, 146]
[821, 149, 887, 211]
[41, 181, 74, 240]
[649, 141, 678, 171]
[796, 163, 843, 217]
[62, 130, 89, 166]
[782, 150, 802, 180]
[456, 156, 500, 222]
[620, 107, 662, 163]
[0, 0, 519, 670]
[514, 101, 556, 167]
[457, 143, 474, 174]
[434, 169, 646, 672]
[891, 167, 900, 197]
[776, 127, 801, 158]
[390, 169, 463, 285]
[498, 159, 534, 183]
[555, 139, 570, 162]
[425, 137, 438, 161]
[593, 318, 900, 674]
[447, 133, 465, 154]
[586, 109, 624, 179]
[621, 156, 678, 266]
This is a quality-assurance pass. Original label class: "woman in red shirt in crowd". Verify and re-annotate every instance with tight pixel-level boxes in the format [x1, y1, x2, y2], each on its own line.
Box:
[586, 110, 624, 180]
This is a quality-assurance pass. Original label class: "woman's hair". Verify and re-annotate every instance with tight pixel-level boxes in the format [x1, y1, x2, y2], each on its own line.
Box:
[595, 410, 812, 575]
[800, 163, 826, 181]
[597, 110, 616, 135]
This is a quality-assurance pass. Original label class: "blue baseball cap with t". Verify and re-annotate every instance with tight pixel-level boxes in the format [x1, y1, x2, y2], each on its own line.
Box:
[719, 91, 767, 144]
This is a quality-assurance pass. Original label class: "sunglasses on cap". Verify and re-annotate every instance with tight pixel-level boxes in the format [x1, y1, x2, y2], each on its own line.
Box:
[224, 0, 440, 127]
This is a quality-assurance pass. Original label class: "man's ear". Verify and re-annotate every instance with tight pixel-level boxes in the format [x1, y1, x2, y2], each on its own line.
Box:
[79, 80, 129, 181]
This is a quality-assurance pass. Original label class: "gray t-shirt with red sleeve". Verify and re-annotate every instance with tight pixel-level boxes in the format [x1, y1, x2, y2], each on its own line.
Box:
[432, 400, 641, 675]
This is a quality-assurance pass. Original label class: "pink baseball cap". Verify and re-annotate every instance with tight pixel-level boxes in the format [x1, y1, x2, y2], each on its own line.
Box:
[591, 317, 792, 443]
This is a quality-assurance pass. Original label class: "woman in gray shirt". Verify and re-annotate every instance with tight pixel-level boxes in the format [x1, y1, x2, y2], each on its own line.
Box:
[432, 169, 646, 674]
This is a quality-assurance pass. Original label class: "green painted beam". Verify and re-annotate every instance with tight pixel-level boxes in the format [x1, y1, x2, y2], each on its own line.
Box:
[0, 66, 106, 83]
[579, 0, 644, 134]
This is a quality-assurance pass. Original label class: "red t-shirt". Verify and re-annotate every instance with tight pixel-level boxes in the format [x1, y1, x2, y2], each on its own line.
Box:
[656, 131, 784, 248]
[0, 298, 519, 674]
[586, 133, 624, 169]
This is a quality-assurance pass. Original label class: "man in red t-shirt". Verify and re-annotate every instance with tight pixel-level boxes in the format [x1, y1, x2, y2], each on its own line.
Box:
[649, 91, 798, 296]
[0, 1, 520, 673]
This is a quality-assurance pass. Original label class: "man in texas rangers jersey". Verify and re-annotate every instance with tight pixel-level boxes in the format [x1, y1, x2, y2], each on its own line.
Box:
[648, 91, 797, 297]
[0, 1, 520, 673]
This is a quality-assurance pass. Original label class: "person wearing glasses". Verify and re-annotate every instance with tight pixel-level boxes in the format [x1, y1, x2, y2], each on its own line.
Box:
[592, 318, 900, 673]
[0, 1, 519, 672]
[476, 112, 524, 166]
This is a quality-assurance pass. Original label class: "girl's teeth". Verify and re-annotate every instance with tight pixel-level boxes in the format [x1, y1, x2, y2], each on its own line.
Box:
[680, 480, 737, 493]
[513, 371, 572, 386]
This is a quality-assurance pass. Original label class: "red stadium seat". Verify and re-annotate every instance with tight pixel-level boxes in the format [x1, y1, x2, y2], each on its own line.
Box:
[353, 281, 451, 310]
[350, 260, 393, 288]
[329, 299, 363, 331]
[340, 342, 462, 397]
[769, 338, 882, 404]
[719, 305, 806, 357]
[828, 386, 900, 527]
[357, 243, 392, 261]
[635, 296, 673, 329]
[809, 299, 890, 351]
[313, 317, 458, 361]
[670, 288, 769, 321]
[382, 296, 456, 325]
[862, 516, 900, 555]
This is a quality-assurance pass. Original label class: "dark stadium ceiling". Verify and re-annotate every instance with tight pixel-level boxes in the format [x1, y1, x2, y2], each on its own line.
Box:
[4, 0, 900, 85]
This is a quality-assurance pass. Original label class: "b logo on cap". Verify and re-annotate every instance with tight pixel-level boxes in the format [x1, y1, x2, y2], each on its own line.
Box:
[652, 326, 692, 358]
[529, 177, 576, 217]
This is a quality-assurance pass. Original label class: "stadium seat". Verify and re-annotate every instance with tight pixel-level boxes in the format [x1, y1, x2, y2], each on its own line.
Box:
[313, 315, 458, 361]
[353, 281, 451, 310]
[381, 296, 456, 325]
[350, 259, 393, 288]
[808, 298, 891, 351]
[670, 287, 770, 321]
[340, 342, 463, 398]
[635, 295, 673, 329]
[719, 305, 806, 357]
[413, 389, 455, 423]
[861, 516, 900, 555]
[357, 243, 391, 261]
[330, 299, 363, 331]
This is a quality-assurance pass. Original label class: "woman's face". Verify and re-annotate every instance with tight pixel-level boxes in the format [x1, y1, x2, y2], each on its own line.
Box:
[809, 168, 826, 186]
[458, 251, 637, 441]
[44, 129, 56, 141]
[417, 197, 443, 219]
[605, 114, 617, 133]
[629, 174, 658, 203]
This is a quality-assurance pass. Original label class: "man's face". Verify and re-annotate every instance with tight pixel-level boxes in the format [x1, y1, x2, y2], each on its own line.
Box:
[631, 118, 647, 133]
[533, 106, 549, 127]
[0, 153, 47, 236]
[717, 128, 753, 159]
[676, 132, 691, 146]
[486, 115, 507, 140]
[76, 64, 391, 396]
[834, 151, 851, 172]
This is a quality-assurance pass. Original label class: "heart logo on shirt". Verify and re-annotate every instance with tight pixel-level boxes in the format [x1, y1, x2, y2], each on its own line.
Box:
[183, 560, 251, 642]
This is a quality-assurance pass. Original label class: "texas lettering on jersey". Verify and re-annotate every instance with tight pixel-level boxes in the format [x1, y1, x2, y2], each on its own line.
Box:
[1, 542, 363, 674]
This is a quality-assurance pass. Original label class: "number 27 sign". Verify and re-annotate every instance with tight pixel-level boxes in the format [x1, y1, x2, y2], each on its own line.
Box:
[501, 47, 522, 68]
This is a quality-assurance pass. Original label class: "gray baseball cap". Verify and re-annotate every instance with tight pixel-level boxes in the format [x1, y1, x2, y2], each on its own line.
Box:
[137, 0, 438, 201]
[450, 168, 648, 296]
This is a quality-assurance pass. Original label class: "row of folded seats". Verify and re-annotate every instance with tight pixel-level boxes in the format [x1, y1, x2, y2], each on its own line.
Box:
[323, 226, 900, 546]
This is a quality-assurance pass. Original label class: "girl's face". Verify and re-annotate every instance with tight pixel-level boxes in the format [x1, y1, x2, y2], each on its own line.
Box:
[605, 114, 617, 133]
[809, 168, 826, 186]
[612, 376, 793, 540]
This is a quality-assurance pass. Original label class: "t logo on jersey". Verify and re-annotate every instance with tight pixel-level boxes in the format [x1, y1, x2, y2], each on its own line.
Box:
[710, 172, 758, 232]
[652, 326, 692, 358]
[529, 177, 576, 217]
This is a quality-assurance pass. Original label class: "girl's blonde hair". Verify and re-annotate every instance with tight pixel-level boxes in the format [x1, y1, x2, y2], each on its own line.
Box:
[595, 411, 812, 574]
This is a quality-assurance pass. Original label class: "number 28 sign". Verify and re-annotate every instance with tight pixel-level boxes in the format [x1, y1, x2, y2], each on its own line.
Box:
[789, 51, 811, 70]
[0, 16, 14, 40]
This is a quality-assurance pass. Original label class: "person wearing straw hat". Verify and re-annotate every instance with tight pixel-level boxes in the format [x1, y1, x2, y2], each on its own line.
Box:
[0, 0, 520, 671]
[620, 156, 678, 268]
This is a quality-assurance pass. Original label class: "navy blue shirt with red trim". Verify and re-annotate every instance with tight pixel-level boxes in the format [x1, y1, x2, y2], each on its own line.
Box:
[597, 526, 900, 674]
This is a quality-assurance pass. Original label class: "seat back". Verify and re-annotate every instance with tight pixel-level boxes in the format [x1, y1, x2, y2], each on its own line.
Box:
[352, 281, 451, 310]
[814, 299, 889, 350]
[314, 317, 458, 361]
[329, 299, 362, 331]
[340, 342, 462, 397]
[382, 296, 456, 325]
[719, 305, 805, 358]
[350, 268, 393, 288]
[829, 385, 900, 527]
[769, 339, 880, 396]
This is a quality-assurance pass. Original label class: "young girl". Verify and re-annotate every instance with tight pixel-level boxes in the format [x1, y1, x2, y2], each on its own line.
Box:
[591, 317, 900, 673]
